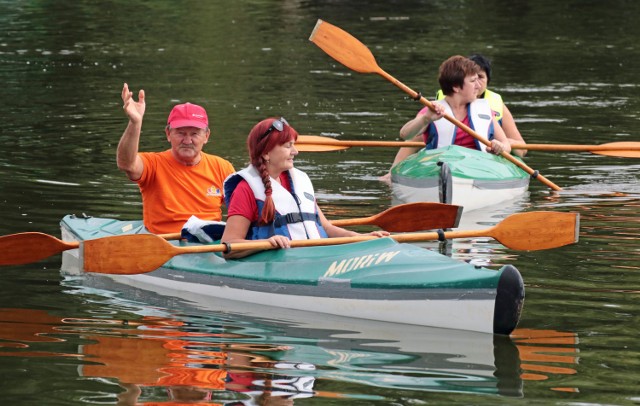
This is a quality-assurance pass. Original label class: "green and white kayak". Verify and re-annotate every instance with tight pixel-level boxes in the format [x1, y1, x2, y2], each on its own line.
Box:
[391, 146, 530, 212]
[60, 214, 525, 335]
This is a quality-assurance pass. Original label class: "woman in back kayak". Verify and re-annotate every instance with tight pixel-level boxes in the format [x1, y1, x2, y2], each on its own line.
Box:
[221, 117, 389, 258]
[380, 55, 516, 183]
[438, 54, 527, 157]
[405, 55, 510, 152]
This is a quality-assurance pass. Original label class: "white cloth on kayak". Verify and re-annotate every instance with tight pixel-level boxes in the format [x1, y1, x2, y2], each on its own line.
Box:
[181, 215, 226, 243]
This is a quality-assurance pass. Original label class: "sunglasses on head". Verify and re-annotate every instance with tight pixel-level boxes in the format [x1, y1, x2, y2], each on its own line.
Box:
[259, 117, 288, 141]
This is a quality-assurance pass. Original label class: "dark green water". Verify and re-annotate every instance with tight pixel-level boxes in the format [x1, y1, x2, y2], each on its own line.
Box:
[1, 0, 640, 404]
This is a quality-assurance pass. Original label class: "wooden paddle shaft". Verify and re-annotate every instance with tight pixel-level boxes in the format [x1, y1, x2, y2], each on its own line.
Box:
[297, 136, 640, 157]
[172, 211, 579, 254]
[163, 233, 437, 254]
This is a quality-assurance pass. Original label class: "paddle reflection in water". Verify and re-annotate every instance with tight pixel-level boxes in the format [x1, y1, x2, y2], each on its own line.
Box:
[510, 329, 579, 393]
[0, 285, 580, 403]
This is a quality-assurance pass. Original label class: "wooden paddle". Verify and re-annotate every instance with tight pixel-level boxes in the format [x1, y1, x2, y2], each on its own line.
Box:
[0, 231, 180, 266]
[296, 135, 640, 158]
[511, 142, 640, 158]
[296, 135, 423, 151]
[331, 202, 462, 230]
[0, 202, 462, 266]
[308, 20, 562, 191]
[83, 211, 579, 275]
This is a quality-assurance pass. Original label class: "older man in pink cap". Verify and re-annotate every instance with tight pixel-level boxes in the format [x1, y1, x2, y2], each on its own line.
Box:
[118, 83, 235, 234]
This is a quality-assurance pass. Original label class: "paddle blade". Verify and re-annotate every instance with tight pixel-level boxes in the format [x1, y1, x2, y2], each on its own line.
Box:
[0, 232, 78, 266]
[590, 142, 640, 158]
[295, 135, 425, 152]
[491, 211, 579, 251]
[511, 142, 640, 158]
[331, 202, 463, 232]
[380, 202, 462, 231]
[296, 135, 349, 152]
[309, 19, 381, 74]
[83, 234, 177, 275]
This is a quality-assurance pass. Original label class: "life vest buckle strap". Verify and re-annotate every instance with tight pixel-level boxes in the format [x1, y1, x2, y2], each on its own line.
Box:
[285, 212, 303, 224]
[274, 212, 317, 227]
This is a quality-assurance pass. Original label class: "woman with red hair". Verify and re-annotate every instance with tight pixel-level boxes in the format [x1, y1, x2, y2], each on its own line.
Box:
[221, 117, 388, 259]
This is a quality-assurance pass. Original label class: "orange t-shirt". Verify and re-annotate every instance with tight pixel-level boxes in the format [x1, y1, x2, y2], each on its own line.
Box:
[137, 151, 235, 234]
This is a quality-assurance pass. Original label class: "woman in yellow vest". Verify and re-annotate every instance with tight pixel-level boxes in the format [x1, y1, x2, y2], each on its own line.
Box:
[380, 54, 526, 183]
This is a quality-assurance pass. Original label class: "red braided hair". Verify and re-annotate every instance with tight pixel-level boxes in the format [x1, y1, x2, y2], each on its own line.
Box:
[246, 117, 299, 225]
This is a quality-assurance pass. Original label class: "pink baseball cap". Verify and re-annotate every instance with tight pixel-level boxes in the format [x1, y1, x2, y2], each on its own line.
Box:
[167, 102, 209, 129]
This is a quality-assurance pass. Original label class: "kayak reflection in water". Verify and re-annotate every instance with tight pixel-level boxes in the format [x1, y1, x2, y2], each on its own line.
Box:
[0, 308, 580, 401]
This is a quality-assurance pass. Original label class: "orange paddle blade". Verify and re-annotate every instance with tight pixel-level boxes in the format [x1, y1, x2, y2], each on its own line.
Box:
[83, 234, 185, 275]
[332, 202, 462, 231]
[0, 231, 184, 267]
[309, 19, 381, 74]
[488, 211, 579, 251]
[578, 141, 640, 158]
[0, 232, 79, 266]
[296, 135, 424, 152]
[296, 135, 349, 152]
[434, 211, 580, 251]
[511, 141, 640, 158]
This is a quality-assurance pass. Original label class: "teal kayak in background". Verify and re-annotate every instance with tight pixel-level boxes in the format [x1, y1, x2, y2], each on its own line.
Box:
[391, 145, 530, 211]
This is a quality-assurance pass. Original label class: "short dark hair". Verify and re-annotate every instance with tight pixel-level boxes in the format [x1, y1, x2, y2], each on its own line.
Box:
[438, 56, 481, 96]
[468, 54, 492, 84]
